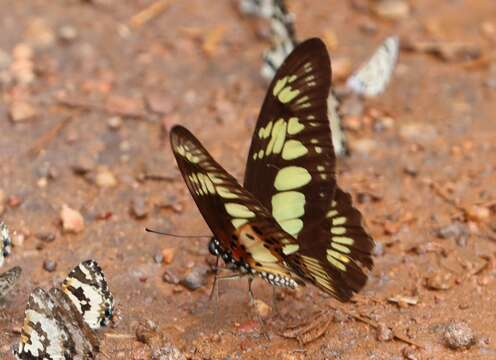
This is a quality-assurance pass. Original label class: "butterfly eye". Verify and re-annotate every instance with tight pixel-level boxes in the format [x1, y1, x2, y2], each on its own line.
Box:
[208, 238, 220, 256]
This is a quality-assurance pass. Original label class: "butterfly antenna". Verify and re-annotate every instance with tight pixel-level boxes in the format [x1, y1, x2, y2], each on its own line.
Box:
[145, 227, 211, 238]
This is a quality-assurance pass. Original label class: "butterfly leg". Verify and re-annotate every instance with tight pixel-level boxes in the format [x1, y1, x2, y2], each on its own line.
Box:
[208, 256, 220, 302]
[271, 287, 279, 316]
[248, 277, 255, 305]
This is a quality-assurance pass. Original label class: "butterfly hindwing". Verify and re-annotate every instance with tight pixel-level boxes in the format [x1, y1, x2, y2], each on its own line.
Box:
[62, 260, 114, 330]
[170, 125, 303, 284]
[288, 187, 374, 300]
[14, 288, 98, 360]
[346, 36, 399, 97]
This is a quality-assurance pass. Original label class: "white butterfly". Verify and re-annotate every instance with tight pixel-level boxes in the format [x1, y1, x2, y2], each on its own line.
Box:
[346, 36, 400, 97]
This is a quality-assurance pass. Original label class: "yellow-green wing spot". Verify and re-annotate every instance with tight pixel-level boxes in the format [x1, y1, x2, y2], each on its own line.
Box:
[225, 203, 255, 218]
[300, 255, 335, 294]
[325, 205, 355, 272]
[266, 118, 287, 156]
[287, 117, 304, 135]
[271, 191, 305, 237]
[274, 166, 311, 191]
[273, 75, 300, 104]
[282, 140, 308, 160]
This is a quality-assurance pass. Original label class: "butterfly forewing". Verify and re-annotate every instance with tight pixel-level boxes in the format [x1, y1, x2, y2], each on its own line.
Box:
[346, 36, 399, 97]
[245, 38, 336, 243]
[171, 125, 302, 281]
[62, 260, 114, 330]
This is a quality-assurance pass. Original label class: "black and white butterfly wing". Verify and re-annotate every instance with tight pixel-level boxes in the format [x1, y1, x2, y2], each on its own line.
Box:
[0, 266, 21, 300]
[346, 36, 399, 97]
[239, 0, 275, 17]
[62, 260, 114, 330]
[0, 222, 12, 267]
[14, 288, 98, 360]
[171, 125, 303, 284]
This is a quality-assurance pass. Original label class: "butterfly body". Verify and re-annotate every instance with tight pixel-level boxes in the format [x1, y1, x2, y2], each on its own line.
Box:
[15, 260, 113, 359]
[171, 38, 373, 302]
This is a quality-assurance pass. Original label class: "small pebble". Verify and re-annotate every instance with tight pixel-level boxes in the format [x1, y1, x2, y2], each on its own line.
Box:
[372, 0, 411, 20]
[60, 204, 85, 233]
[161, 248, 175, 264]
[162, 269, 180, 284]
[152, 344, 186, 360]
[425, 272, 454, 291]
[401, 346, 419, 360]
[71, 155, 96, 175]
[95, 168, 118, 188]
[350, 138, 377, 155]
[179, 266, 208, 290]
[443, 321, 476, 350]
[153, 253, 164, 264]
[436, 222, 469, 247]
[58, 25, 78, 43]
[8, 195, 23, 208]
[376, 323, 394, 342]
[107, 116, 122, 130]
[36, 232, 56, 243]
[372, 241, 384, 256]
[130, 196, 149, 219]
[43, 259, 57, 272]
[9, 101, 38, 122]
[25, 18, 55, 48]
[252, 299, 271, 318]
[135, 320, 161, 346]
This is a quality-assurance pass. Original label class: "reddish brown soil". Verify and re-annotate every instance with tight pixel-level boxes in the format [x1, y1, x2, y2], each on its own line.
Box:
[0, 1, 495, 359]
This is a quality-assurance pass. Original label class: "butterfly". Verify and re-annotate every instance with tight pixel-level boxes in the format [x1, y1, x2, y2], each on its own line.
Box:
[14, 260, 113, 359]
[346, 36, 400, 97]
[0, 266, 21, 300]
[171, 38, 374, 302]
[0, 222, 12, 267]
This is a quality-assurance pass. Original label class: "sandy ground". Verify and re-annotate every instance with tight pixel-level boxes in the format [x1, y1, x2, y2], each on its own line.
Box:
[0, 0, 495, 359]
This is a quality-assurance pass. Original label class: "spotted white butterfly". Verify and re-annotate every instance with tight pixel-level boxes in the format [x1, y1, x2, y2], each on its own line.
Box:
[14, 288, 100, 360]
[346, 36, 400, 97]
[62, 260, 114, 329]
[14, 260, 113, 359]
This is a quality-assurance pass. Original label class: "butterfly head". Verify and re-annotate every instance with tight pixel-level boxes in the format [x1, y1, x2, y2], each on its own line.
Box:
[208, 237, 221, 257]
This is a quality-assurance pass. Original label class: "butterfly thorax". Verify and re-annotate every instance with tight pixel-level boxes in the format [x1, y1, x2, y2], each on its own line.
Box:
[208, 235, 300, 289]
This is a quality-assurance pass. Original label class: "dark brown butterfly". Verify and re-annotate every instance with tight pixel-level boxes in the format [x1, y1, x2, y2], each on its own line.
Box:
[170, 38, 373, 302]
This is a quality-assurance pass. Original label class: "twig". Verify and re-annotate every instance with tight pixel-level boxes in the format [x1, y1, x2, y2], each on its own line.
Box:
[129, 0, 171, 29]
[29, 117, 72, 156]
[328, 304, 425, 349]
[56, 98, 146, 119]
[428, 181, 468, 218]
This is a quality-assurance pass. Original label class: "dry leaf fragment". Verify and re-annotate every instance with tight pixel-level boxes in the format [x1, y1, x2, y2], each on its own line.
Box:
[281, 311, 331, 345]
